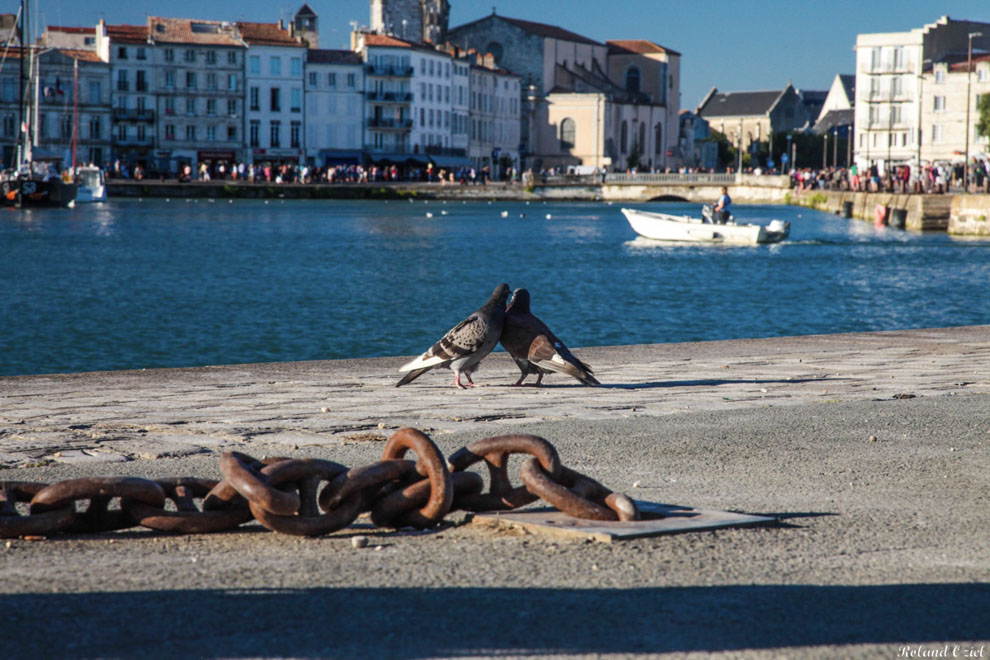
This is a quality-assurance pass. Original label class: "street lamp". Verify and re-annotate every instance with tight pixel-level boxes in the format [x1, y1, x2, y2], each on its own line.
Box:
[965, 32, 982, 191]
[823, 132, 828, 169]
[786, 133, 793, 172]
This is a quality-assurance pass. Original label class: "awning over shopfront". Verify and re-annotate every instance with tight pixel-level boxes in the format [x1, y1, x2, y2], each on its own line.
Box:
[319, 150, 363, 166]
[369, 152, 430, 166]
[428, 155, 473, 169]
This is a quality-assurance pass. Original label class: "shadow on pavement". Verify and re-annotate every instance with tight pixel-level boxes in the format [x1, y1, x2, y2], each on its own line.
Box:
[4, 582, 989, 657]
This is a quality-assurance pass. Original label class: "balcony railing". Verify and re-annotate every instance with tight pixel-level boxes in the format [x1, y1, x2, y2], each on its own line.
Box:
[367, 117, 413, 130]
[114, 135, 154, 146]
[366, 91, 413, 102]
[366, 65, 414, 77]
[113, 108, 155, 122]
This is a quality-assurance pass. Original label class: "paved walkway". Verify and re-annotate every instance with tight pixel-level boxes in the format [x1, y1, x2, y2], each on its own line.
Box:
[2, 325, 987, 468]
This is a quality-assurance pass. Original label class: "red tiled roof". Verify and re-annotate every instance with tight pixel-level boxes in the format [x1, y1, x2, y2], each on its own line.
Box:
[363, 33, 415, 48]
[607, 39, 680, 57]
[235, 21, 302, 47]
[147, 17, 241, 46]
[59, 48, 104, 62]
[47, 26, 96, 35]
[106, 24, 148, 45]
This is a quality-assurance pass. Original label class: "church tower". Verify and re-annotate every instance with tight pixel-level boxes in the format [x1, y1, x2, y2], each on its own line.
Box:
[292, 3, 319, 48]
[370, 0, 449, 44]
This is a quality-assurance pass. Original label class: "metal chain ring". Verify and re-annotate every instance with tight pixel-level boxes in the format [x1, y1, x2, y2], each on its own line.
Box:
[519, 460, 640, 522]
[372, 471, 484, 529]
[203, 454, 289, 512]
[374, 428, 453, 528]
[219, 452, 300, 516]
[248, 459, 361, 537]
[318, 459, 416, 512]
[29, 477, 166, 533]
[447, 434, 562, 511]
[1, 481, 75, 538]
[123, 478, 254, 534]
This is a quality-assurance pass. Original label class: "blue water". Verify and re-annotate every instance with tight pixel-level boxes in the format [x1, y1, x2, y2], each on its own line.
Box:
[2, 198, 989, 376]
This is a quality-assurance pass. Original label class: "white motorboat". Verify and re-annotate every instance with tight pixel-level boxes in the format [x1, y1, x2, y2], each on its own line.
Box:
[74, 166, 107, 203]
[621, 206, 790, 245]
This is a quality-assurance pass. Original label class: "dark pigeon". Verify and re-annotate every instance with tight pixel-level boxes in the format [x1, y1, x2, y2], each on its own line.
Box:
[500, 288, 600, 387]
[397, 283, 511, 389]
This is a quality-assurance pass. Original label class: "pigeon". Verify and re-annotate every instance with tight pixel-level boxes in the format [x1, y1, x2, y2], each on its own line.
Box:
[500, 288, 600, 387]
[397, 283, 511, 389]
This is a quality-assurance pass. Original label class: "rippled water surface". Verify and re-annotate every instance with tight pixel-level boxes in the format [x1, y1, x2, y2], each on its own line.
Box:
[2, 198, 989, 376]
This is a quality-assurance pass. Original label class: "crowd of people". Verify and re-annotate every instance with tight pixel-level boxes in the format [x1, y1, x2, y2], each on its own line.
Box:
[789, 160, 990, 195]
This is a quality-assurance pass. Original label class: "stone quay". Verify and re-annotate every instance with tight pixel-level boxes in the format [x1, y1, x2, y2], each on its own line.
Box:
[2, 326, 989, 657]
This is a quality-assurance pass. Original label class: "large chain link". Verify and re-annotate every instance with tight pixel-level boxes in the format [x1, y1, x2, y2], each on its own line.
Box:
[0, 428, 640, 539]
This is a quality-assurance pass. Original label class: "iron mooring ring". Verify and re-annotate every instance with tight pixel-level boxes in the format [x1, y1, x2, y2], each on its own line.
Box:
[447, 434, 562, 512]
[374, 428, 454, 528]
[249, 459, 362, 537]
[519, 460, 640, 522]
[123, 478, 254, 534]
[1, 481, 75, 538]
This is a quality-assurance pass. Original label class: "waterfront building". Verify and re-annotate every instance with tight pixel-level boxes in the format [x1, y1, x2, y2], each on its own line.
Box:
[446, 12, 679, 172]
[466, 52, 520, 175]
[238, 20, 306, 170]
[94, 22, 156, 173]
[812, 74, 855, 164]
[923, 53, 990, 166]
[42, 26, 97, 50]
[304, 49, 364, 167]
[677, 109, 718, 171]
[449, 52, 470, 160]
[854, 15, 990, 172]
[696, 85, 808, 166]
[34, 48, 112, 169]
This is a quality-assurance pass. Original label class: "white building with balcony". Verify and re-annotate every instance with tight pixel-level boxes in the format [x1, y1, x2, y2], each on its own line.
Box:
[95, 22, 155, 171]
[304, 49, 364, 167]
[238, 21, 307, 168]
[854, 15, 990, 172]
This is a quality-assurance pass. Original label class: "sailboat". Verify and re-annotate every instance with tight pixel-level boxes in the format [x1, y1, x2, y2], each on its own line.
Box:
[0, 0, 78, 208]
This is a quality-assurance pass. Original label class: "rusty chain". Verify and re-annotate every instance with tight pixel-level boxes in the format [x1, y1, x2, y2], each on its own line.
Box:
[0, 429, 641, 539]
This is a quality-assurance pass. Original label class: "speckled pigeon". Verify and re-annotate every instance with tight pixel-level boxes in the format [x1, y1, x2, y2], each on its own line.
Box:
[500, 288, 600, 387]
[396, 283, 511, 389]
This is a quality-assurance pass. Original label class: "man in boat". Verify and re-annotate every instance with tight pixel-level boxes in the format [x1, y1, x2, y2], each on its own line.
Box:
[713, 186, 732, 223]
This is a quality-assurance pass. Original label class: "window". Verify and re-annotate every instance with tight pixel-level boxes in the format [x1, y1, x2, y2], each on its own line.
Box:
[308, 72, 317, 87]
[227, 125, 237, 141]
[88, 80, 101, 104]
[935, 68, 945, 83]
[228, 51, 237, 65]
[639, 123, 646, 153]
[137, 125, 146, 142]
[207, 73, 217, 90]
[250, 120, 260, 147]
[270, 120, 281, 147]
[184, 49, 195, 63]
[270, 87, 281, 112]
[249, 56, 260, 75]
[931, 124, 943, 143]
[620, 120, 628, 153]
[870, 47, 880, 71]
[137, 97, 146, 113]
[207, 126, 216, 141]
[290, 121, 301, 148]
[60, 115, 73, 139]
[186, 97, 196, 116]
[893, 47, 905, 70]
[291, 88, 301, 112]
[186, 125, 196, 141]
[290, 57, 302, 76]
[328, 72, 336, 87]
[136, 47, 147, 61]
[165, 124, 174, 140]
[207, 99, 216, 116]
[250, 87, 259, 111]
[165, 97, 175, 115]
[118, 124, 127, 141]
[227, 99, 237, 116]
[136, 70, 147, 92]
[934, 96, 946, 112]
[186, 71, 196, 89]
[118, 46, 128, 60]
[560, 117, 575, 150]
[625, 67, 641, 94]
[117, 70, 128, 91]
[164, 48, 174, 62]
[206, 51, 217, 65]
[270, 57, 281, 76]
[227, 74, 237, 91]
[346, 73, 356, 88]
[164, 70, 175, 89]
[89, 116, 100, 139]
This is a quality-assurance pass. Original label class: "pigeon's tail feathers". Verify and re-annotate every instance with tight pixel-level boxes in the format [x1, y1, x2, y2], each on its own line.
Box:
[534, 353, 601, 387]
[396, 366, 432, 387]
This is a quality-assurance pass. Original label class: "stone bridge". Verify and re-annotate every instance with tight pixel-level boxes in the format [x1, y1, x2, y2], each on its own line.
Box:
[595, 173, 792, 204]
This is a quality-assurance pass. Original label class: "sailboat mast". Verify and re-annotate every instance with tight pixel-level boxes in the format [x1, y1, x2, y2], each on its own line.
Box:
[72, 58, 78, 169]
[17, 0, 25, 167]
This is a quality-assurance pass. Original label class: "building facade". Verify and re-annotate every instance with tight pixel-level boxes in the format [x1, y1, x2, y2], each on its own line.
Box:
[304, 49, 364, 166]
[370, 0, 450, 44]
[854, 15, 990, 172]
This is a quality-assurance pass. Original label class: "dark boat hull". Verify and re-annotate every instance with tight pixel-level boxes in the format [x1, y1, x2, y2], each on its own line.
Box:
[1, 178, 78, 207]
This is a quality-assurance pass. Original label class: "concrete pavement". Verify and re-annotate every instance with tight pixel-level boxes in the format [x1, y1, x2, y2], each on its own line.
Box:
[1, 326, 989, 658]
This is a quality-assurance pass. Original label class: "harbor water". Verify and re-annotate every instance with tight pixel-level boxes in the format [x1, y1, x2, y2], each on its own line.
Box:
[2, 198, 989, 377]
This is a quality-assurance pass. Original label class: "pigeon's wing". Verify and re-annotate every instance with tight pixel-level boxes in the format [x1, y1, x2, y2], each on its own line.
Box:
[399, 315, 487, 373]
[527, 330, 600, 387]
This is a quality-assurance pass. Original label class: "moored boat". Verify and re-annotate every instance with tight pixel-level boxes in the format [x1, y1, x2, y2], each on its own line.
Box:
[74, 165, 107, 203]
[621, 206, 790, 245]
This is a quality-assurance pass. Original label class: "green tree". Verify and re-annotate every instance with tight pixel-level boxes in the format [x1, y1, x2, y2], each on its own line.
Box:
[977, 94, 990, 141]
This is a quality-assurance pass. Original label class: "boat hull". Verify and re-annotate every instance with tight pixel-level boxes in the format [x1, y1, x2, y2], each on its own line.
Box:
[1, 178, 78, 207]
[622, 208, 789, 245]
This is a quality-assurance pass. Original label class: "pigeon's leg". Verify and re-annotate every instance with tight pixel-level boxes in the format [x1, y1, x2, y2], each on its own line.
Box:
[534, 372, 545, 386]
[453, 372, 472, 389]
[512, 374, 528, 386]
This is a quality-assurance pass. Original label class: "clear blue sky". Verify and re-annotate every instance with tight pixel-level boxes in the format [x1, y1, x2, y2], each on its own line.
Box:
[24, 0, 990, 108]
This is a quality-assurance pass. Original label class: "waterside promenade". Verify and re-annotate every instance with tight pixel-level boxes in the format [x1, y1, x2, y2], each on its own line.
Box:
[2, 326, 989, 657]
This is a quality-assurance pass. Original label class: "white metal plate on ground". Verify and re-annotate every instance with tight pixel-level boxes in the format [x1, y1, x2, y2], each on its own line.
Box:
[469, 501, 776, 542]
